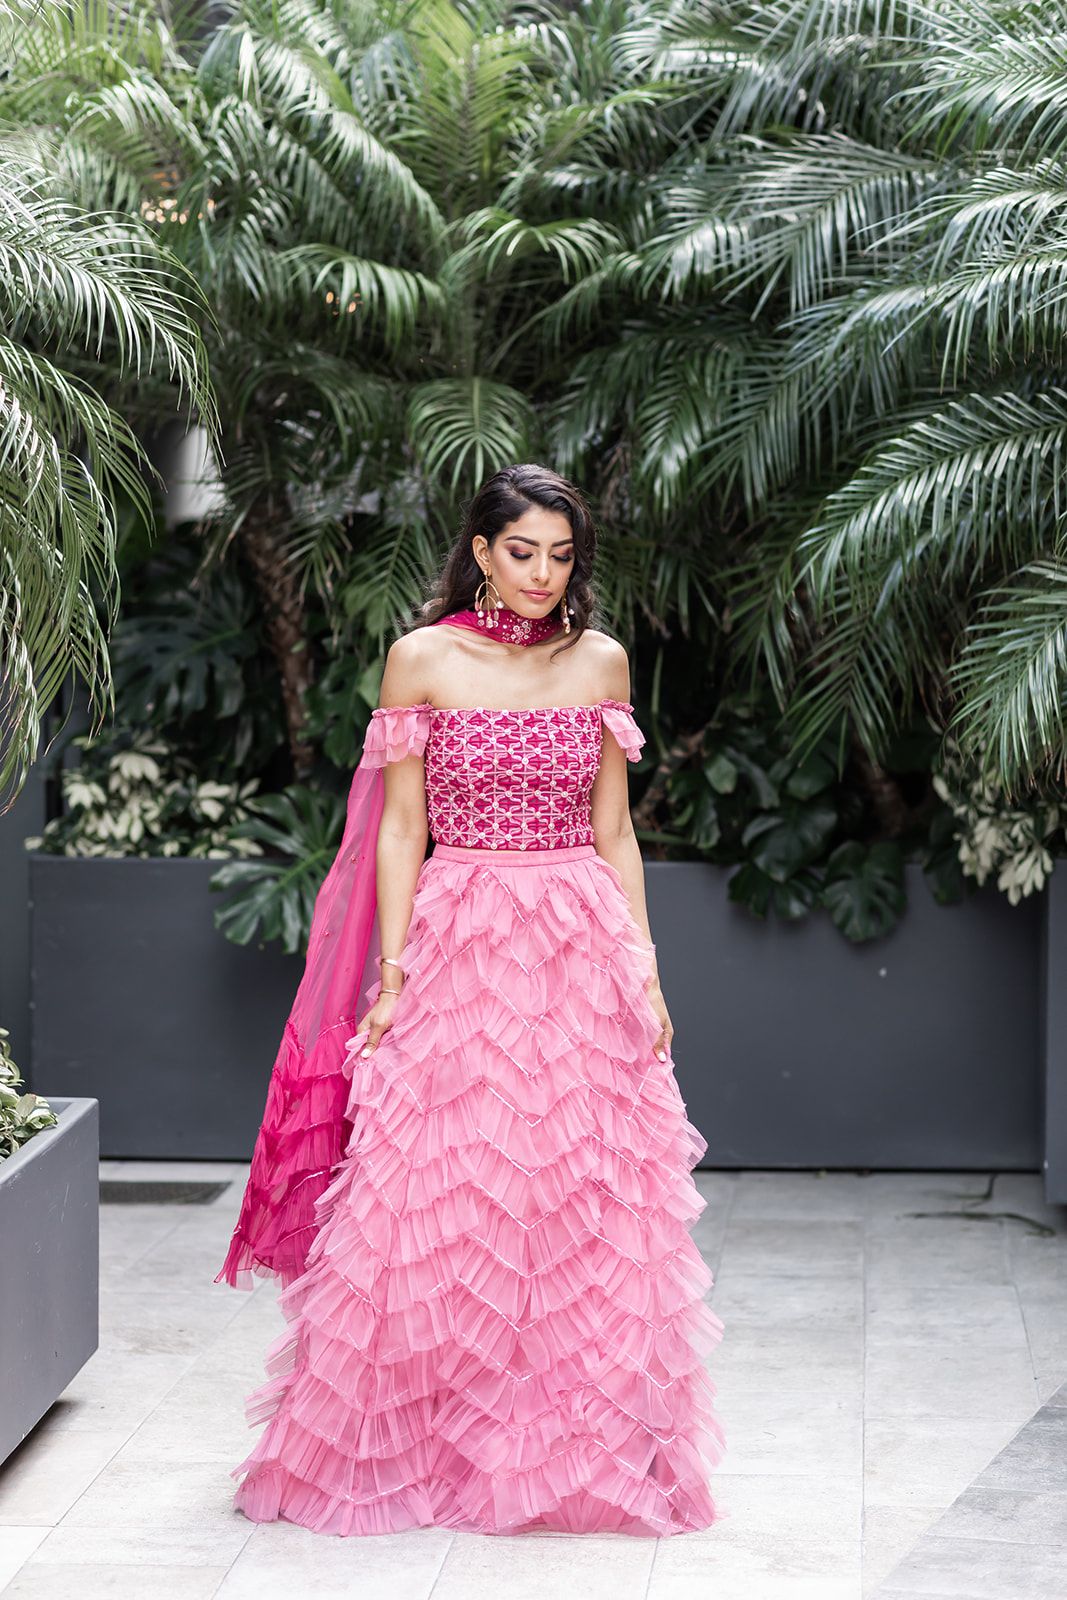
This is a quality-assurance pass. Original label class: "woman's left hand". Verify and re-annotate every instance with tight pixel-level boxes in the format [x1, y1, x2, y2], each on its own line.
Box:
[646, 978, 673, 1062]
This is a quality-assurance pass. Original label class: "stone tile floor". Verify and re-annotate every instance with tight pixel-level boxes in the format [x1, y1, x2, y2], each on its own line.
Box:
[0, 1164, 1064, 1600]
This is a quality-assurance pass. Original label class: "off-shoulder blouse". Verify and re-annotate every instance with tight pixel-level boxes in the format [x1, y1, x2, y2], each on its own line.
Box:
[361, 700, 645, 851]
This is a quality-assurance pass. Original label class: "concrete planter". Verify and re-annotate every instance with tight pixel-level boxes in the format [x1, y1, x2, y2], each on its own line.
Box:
[29, 857, 302, 1159]
[26, 853, 1055, 1184]
[644, 860, 1044, 1177]
[0, 1097, 99, 1466]
[1042, 871, 1067, 1204]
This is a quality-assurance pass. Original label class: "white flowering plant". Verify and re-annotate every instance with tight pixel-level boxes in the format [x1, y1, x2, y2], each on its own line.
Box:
[932, 740, 1063, 906]
[25, 734, 266, 861]
[0, 1028, 57, 1162]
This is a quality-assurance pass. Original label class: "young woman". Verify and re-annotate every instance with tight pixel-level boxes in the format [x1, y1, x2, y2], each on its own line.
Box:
[216, 463, 726, 1537]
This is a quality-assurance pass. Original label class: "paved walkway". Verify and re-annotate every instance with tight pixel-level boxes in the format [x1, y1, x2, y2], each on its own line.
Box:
[0, 1165, 1064, 1599]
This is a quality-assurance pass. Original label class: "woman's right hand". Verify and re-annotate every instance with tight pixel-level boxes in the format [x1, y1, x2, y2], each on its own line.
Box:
[355, 987, 403, 1056]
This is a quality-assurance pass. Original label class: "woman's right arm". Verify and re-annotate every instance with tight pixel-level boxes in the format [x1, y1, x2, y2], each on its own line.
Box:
[356, 634, 433, 1055]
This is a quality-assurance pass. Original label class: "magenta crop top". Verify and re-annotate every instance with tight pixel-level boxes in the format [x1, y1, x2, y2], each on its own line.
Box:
[361, 700, 645, 850]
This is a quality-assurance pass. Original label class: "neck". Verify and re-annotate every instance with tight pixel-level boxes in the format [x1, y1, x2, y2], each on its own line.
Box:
[437, 604, 565, 646]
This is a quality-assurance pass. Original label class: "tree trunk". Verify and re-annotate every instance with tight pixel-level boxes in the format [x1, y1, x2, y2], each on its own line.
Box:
[850, 739, 911, 838]
[630, 724, 710, 853]
[238, 499, 316, 779]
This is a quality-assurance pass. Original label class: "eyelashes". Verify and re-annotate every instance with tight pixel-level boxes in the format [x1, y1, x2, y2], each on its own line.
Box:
[508, 551, 573, 563]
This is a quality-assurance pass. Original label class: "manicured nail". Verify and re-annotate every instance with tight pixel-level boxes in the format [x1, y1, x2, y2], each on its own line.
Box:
[657, 1049, 667, 1061]
[361, 1047, 372, 1057]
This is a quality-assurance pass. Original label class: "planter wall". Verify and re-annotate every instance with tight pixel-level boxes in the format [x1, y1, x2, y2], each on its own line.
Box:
[1042, 872, 1067, 1204]
[0, 1097, 99, 1466]
[28, 854, 1049, 1177]
[0, 768, 45, 1072]
[30, 858, 303, 1159]
[644, 860, 1043, 1173]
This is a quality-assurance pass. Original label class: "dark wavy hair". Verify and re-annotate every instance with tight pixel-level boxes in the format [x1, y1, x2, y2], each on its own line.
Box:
[412, 463, 600, 659]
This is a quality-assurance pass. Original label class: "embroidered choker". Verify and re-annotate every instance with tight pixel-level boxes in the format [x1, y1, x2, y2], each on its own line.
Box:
[441, 605, 564, 645]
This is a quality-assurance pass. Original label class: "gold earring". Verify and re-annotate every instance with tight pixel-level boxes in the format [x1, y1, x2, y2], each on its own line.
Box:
[560, 588, 573, 633]
[474, 567, 504, 628]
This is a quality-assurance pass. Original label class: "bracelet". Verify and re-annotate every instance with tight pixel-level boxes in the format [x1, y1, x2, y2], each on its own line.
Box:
[377, 956, 405, 972]
[380, 986, 403, 995]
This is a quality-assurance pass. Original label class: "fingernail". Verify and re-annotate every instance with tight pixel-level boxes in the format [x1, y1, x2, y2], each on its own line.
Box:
[361, 1047, 371, 1057]
[657, 1049, 667, 1061]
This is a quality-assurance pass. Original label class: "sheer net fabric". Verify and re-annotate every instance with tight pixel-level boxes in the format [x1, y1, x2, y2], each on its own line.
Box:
[225, 701, 726, 1536]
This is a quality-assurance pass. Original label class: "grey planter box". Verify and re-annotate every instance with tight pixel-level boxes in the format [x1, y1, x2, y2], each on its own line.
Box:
[645, 860, 1044, 1175]
[29, 857, 303, 1159]
[0, 1097, 99, 1466]
[27, 853, 1052, 1180]
[1042, 872, 1067, 1204]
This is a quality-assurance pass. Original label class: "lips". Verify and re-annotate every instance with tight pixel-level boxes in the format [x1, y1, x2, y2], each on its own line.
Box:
[523, 589, 551, 599]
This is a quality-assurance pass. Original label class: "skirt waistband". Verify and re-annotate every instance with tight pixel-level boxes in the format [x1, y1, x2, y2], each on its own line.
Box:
[431, 842, 598, 866]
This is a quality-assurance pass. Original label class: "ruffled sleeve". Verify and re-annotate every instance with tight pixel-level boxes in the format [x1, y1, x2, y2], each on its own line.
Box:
[361, 702, 433, 767]
[599, 698, 646, 763]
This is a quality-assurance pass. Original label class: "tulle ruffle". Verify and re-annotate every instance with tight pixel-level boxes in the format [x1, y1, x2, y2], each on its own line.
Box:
[214, 1020, 356, 1291]
[216, 705, 435, 1291]
[364, 703, 433, 766]
[229, 847, 725, 1538]
[599, 699, 646, 763]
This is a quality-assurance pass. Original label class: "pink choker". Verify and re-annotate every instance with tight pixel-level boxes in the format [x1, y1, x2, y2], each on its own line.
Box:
[437, 605, 564, 645]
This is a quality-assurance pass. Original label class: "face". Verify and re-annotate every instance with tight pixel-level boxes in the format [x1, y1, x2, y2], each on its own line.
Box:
[472, 507, 576, 618]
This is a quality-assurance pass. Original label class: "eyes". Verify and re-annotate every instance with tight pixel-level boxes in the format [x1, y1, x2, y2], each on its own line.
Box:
[507, 549, 573, 563]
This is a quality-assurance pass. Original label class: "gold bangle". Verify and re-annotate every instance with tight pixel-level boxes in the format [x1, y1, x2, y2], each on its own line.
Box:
[380, 985, 403, 995]
[378, 956, 405, 970]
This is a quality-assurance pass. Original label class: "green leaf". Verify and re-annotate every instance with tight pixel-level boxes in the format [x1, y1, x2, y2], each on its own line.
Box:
[209, 785, 346, 952]
[819, 841, 906, 942]
[704, 751, 739, 794]
[741, 800, 837, 882]
[783, 748, 837, 799]
[728, 861, 821, 920]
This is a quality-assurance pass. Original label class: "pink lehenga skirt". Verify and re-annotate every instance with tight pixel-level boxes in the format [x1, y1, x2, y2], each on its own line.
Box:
[229, 841, 726, 1537]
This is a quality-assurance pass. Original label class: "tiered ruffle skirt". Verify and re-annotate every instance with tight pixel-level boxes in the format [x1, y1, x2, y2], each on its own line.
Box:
[230, 841, 726, 1537]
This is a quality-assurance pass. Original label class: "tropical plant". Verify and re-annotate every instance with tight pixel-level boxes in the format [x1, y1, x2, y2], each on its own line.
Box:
[596, 0, 1067, 805]
[2, 0, 726, 784]
[0, 1, 214, 812]
[210, 785, 349, 951]
[25, 728, 264, 858]
[14, 0, 1063, 949]
[933, 739, 1063, 905]
[630, 682, 963, 940]
[0, 1027, 57, 1160]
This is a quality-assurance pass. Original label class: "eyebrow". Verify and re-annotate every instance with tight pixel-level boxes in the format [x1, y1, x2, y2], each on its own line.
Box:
[506, 535, 574, 548]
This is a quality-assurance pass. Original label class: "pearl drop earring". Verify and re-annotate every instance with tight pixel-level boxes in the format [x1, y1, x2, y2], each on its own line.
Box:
[474, 567, 504, 627]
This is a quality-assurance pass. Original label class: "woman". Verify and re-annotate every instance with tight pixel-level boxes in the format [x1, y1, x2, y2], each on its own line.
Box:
[217, 463, 726, 1537]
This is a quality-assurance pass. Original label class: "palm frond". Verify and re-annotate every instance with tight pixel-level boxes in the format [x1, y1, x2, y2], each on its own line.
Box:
[406, 376, 536, 493]
[794, 389, 1067, 613]
[949, 550, 1067, 787]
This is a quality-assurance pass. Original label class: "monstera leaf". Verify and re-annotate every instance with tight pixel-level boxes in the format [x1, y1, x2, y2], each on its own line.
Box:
[741, 800, 837, 883]
[728, 862, 822, 921]
[209, 786, 347, 953]
[819, 841, 906, 942]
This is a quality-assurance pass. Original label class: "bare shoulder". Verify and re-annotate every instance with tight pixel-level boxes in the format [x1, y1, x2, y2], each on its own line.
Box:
[378, 625, 446, 708]
[580, 628, 631, 700]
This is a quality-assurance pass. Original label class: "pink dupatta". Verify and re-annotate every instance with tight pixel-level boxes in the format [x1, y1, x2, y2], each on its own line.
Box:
[215, 607, 566, 1289]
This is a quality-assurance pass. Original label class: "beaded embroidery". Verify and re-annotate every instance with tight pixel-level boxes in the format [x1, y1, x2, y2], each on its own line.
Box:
[364, 700, 645, 850]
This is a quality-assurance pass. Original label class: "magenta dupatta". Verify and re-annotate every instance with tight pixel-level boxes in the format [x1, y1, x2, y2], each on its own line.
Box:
[215, 607, 564, 1289]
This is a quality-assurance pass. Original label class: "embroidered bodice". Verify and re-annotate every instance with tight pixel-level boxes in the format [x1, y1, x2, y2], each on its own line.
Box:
[362, 700, 645, 850]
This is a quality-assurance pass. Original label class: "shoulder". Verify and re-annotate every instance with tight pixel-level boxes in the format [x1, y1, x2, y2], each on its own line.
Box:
[378, 625, 446, 708]
[579, 628, 631, 701]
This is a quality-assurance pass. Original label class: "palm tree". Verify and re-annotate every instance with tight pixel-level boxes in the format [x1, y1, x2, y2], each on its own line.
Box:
[598, 0, 1067, 797]
[0, 0, 213, 810]
[5, 0, 732, 779]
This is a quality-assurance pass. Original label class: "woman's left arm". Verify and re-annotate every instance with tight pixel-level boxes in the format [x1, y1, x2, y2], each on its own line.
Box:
[589, 647, 672, 1062]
